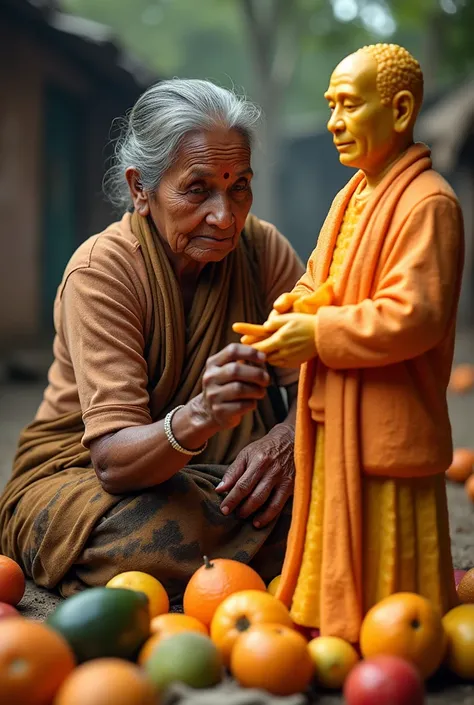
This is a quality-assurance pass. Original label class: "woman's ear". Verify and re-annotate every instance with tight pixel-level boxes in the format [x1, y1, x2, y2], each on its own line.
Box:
[125, 167, 150, 216]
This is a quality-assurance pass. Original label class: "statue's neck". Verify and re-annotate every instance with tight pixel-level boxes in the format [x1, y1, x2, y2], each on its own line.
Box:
[361, 141, 414, 197]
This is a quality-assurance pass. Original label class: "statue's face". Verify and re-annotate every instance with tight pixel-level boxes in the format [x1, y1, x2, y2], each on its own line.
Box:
[324, 52, 399, 174]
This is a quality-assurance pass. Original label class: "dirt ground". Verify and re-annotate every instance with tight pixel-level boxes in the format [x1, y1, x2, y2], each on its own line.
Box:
[0, 332, 473, 704]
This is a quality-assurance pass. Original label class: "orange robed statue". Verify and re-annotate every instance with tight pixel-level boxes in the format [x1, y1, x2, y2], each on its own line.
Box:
[233, 43, 464, 643]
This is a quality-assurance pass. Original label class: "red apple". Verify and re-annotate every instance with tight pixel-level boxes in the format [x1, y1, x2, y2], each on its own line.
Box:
[0, 602, 20, 620]
[343, 655, 425, 705]
[454, 569, 467, 589]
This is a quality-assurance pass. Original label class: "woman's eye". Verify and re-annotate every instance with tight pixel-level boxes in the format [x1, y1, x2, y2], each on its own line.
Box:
[188, 187, 206, 195]
[344, 104, 357, 110]
[232, 180, 249, 192]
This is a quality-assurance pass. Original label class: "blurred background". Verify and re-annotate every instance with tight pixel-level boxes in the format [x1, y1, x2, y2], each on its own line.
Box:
[0, 0, 473, 394]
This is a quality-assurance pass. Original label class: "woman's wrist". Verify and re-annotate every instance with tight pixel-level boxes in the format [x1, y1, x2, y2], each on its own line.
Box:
[268, 420, 295, 438]
[170, 397, 219, 451]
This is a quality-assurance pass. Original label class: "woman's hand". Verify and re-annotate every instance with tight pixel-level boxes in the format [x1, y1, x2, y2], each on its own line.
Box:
[190, 343, 270, 431]
[216, 423, 295, 528]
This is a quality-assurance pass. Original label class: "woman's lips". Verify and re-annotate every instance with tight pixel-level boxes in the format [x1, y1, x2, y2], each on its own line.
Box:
[194, 232, 235, 245]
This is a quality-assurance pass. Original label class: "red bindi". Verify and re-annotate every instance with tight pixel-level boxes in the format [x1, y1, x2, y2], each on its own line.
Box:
[223, 172, 229, 179]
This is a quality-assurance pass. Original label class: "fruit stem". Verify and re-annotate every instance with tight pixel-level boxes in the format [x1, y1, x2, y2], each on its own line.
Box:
[236, 616, 251, 632]
[203, 555, 214, 570]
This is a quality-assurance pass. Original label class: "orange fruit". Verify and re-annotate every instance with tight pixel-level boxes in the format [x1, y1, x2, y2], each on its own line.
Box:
[139, 613, 208, 666]
[446, 449, 474, 483]
[106, 571, 169, 618]
[449, 364, 474, 393]
[150, 612, 208, 637]
[0, 617, 76, 705]
[53, 658, 156, 705]
[230, 623, 314, 696]
[360, 592, 446, 679]
[267, 575, 281, 596]
[442, 604, 474, 679]
[183, 556, 266, 628]
[457, 568, 474, 604]
[466, 474, 474, 503]
[307, 636, 359, 689]
[210, 589, 293, 666]
[0, 555, 25, 606]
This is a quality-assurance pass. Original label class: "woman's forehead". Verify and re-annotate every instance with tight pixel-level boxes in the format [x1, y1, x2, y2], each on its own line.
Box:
[174, 128, 251, 176]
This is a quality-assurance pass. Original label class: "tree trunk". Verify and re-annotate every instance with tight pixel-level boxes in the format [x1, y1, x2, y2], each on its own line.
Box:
[252, 89, 282, 222]
[421, 11, 443, 95]
[239, 0, 293, 223]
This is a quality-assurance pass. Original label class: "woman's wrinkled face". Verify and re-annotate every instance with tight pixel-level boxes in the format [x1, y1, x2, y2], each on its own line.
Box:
[138, 127, 253, 263]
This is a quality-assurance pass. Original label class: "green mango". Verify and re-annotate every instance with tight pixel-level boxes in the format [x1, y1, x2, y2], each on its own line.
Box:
[46, 587, 150, 663]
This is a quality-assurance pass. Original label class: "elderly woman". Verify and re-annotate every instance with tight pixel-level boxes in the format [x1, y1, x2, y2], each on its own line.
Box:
[0, 79, 303, 600]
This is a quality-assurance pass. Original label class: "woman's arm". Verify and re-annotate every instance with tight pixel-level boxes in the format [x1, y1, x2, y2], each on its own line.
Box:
[90, 344, 270, 494]
[58, 241, 270, 495]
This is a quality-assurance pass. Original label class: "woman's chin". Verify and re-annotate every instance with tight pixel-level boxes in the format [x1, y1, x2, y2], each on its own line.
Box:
[188, 244, 235, 262]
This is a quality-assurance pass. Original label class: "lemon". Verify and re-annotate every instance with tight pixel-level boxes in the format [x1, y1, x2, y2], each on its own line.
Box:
[106, 571, 169, 619]
[267, 575, 281, 596]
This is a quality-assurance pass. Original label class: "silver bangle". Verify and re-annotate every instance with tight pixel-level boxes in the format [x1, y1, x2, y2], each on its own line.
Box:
[164, 405, 208, 456]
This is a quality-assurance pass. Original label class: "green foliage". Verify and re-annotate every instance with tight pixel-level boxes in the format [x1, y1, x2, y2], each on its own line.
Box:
[60, 0, 474, 127]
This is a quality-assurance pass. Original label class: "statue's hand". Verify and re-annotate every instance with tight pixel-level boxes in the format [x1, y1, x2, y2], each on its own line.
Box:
[252, 313, 318, 368]
[232, 321, 271, 346]
[293, 281, 334, 314]
[272, 291, 301, 314]
[233, 291, 303, 345]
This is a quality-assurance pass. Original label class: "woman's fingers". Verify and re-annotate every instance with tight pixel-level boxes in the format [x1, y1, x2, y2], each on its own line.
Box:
[219, 461, 267, 516]
[208, 343, 266, 367]
[200, 343, 271, 430]
[237, 476, 274, 519]
[205, 362, 270, 390]
[216, 454, 247, 495]
[252, 480, 293, 528]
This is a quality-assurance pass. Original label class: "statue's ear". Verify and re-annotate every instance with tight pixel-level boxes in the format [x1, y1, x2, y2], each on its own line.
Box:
[392, 90, 416, 134]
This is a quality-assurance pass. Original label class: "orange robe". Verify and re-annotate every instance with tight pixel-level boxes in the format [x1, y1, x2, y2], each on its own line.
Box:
[276, 144, 464, 642]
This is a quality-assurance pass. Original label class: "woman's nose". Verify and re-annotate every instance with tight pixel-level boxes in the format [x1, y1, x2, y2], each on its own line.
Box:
[206, 194, 234, 229]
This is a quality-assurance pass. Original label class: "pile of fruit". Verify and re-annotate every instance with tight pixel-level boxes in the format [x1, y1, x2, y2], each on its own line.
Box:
[0, 553, 473, 704]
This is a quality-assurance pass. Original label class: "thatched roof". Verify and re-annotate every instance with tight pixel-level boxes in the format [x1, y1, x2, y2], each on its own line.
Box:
[418, 81, 474, 172]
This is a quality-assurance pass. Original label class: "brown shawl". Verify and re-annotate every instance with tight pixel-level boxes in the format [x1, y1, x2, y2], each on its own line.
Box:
[0, 212, 282, 583]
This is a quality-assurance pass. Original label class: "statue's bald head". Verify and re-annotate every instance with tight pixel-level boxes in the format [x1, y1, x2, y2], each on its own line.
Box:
[325, 44, 423, 174]
[357, 43, 424, 114]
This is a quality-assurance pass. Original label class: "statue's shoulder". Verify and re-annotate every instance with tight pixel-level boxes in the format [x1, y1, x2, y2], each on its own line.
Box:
[398, 168, 460, 217]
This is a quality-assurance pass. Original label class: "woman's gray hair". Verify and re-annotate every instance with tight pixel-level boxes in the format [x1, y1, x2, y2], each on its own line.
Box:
[103, 78, 261, 211]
